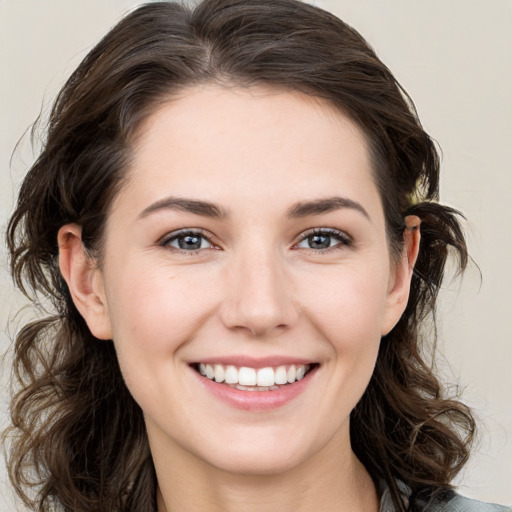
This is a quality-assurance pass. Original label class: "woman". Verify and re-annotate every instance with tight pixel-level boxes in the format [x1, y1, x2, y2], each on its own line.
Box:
[4, 0, 510, 511]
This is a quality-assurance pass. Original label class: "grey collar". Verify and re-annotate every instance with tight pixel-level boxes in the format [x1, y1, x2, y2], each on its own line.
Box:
[378, 480, 411, 512]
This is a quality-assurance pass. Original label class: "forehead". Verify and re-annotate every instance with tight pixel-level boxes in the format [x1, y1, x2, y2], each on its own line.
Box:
[119, 84, 382, 221]
[133, 84, 369, 163]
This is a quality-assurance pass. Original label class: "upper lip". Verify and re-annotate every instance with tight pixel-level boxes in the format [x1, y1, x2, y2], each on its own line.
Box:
[189, 355, 316, 368]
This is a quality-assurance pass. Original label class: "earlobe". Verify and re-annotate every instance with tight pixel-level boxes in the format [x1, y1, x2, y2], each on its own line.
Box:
[58, 224, 112, 340]
[381, 215, 421, 336]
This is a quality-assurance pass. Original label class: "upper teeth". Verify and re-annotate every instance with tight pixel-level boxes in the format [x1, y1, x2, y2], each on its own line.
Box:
[198, 363, 310, 387]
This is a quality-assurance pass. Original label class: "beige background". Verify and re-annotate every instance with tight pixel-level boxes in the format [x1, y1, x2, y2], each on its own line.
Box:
[1, 0, 511, 509]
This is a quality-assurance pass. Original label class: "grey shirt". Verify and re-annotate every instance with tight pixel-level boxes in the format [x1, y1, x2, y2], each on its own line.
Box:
[378, 481, 510, 512]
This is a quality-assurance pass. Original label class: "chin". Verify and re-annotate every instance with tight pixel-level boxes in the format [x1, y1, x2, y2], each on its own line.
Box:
[209, 450, 306, 477]
[192, 427, 319, 477]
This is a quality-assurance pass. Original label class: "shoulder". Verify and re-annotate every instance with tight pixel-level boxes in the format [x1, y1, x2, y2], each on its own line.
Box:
[378, 480, 510, 512]
[378, 480, 512, 512]
[422, 493, 510, 512]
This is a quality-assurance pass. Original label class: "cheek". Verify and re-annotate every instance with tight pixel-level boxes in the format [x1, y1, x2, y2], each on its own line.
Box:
[296, 260, 389, 395]
[104, 262, 218, 356]
[102, 263, 221, 414]
[297, 260, 391, 342]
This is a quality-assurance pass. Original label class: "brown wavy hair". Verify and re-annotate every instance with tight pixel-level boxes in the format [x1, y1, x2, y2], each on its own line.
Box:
[5, 1, 475, 510]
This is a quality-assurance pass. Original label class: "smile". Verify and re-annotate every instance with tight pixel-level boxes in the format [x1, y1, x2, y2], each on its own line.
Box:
[190, 360, 319, 410]
[195, 363, 312, 390]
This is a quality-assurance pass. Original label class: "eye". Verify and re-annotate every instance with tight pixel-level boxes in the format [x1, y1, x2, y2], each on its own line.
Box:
[295, 228, 352, 251]
[160, 229, 215, 252]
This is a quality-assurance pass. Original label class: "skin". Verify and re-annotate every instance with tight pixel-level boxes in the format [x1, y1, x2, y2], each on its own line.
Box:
[58, 85, 420, 512]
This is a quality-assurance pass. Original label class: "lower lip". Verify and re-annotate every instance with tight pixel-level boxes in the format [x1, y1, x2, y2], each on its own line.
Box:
[193, 367, 318, 411]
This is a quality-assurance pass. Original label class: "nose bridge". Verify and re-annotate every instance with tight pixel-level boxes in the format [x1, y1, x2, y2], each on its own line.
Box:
[221, 239, 297, 336]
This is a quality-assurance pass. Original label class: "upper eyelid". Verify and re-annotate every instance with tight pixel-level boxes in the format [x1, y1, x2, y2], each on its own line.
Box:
[159, 228, 216, 246]
[295, 227, 352, 243]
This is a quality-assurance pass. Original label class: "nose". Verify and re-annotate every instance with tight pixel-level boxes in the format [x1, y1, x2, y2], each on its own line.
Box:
[219, 245, 299, 338]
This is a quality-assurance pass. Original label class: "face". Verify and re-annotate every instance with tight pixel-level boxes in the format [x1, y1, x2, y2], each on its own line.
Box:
[63, 85, 415, 477]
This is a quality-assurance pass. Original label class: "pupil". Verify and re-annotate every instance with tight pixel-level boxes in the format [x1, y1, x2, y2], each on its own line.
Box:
[309, 234, 330, 249]
[179, 235, 201, 250]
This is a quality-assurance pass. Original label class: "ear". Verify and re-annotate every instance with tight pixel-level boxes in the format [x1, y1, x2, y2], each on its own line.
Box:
[381, 215, 421, 336]
[58, 224, 112, 340]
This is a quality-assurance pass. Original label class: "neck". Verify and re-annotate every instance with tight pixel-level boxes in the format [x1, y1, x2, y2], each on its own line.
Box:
[152, 431, 379, 512]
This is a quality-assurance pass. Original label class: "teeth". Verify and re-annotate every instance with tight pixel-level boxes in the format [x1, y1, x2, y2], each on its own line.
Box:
[238, 367, 257, 386]
[256, 367, 274, 387]
[214, 364, 225, 383]
[197, 363, 311, 388]
[224, 365, 238, 384]
[205, 364, 215, 380]
[235, 384, 280, 391]
[274, 366, 288, 385]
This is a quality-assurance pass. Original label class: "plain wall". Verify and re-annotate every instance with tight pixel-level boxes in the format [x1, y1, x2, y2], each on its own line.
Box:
[1, 0, 511, 509]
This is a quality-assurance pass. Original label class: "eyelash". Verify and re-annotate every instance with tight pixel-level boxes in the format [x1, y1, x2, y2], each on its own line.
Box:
[159, 227, 353, 254]
[293, 228, 353, 252]
[159, 229, 217, 254]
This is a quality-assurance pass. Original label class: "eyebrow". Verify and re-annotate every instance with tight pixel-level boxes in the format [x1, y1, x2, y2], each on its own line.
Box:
[138, 195, 370, 221]
[138, 197, 227, 219]
[286, 196, 370, 220]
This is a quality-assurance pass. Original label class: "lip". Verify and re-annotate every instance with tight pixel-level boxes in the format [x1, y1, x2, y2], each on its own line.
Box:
[190, 355, 314, 368]
[191, 363, 318, 411]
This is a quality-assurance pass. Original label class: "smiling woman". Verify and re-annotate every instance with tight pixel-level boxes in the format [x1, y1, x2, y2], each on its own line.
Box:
[4, 1, 509, 512]
[60, 86, 410, 485]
